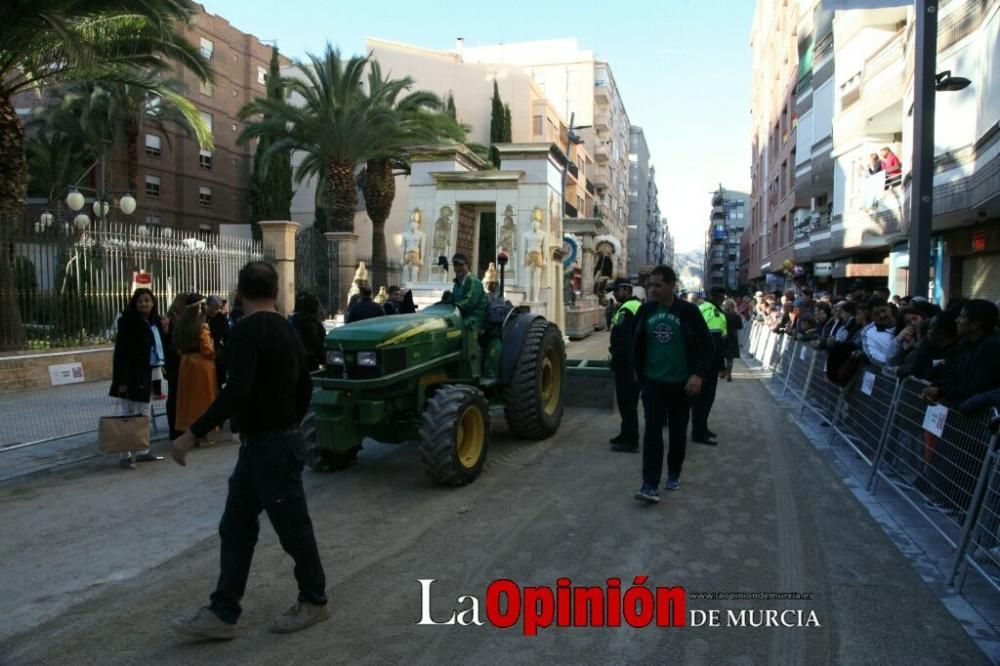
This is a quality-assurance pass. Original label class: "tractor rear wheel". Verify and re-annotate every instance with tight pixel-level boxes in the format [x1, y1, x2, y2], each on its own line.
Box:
[419, 385, 490, 485]
[503, 319, 566, 439]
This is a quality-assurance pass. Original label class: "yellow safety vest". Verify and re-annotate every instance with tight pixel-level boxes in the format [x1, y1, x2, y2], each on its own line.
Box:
[611, 299, 640, 328]
[700, 302, 728, 337]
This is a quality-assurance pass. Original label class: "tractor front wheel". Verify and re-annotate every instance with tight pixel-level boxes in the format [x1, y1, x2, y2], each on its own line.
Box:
[418, 385, 490, 485]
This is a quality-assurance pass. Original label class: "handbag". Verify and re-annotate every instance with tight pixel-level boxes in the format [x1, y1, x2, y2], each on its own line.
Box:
[98, 415, 150, 453]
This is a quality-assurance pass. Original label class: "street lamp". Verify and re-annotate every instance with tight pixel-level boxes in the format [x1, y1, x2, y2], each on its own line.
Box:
[909, 0, 971, 301]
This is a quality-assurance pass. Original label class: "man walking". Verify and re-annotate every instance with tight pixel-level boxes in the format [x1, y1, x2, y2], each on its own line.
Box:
[346, 283, 384, 323]
[170, 261, 328, 639]
[608, 278, 641, 452]
[631, 265, 713, 503]
[691, 286, 728, 445]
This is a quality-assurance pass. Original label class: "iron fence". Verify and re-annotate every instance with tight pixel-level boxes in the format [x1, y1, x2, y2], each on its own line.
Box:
[743, 320, 1000, 598]
[2, 214, 266, 351]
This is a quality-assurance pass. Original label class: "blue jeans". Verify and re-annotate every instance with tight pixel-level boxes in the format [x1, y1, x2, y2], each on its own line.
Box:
[641, 380, 690, 487]
[209, 429, 327, 623]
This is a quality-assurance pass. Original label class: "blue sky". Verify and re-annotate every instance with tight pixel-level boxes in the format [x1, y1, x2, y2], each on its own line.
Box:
[202, 0, 755, 252]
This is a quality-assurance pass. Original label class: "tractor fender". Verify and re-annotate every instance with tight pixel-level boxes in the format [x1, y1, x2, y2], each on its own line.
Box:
[499, 312, 544, 384]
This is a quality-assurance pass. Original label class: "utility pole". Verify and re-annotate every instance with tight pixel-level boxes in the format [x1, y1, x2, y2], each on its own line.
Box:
[909, 0, 938, 299]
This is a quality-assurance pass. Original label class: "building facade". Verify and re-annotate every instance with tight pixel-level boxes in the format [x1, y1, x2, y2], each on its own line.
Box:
[627, 126, 664, 274]
[747, 0, 807, 289]
[705, 187, 749, 293]
[460, 40, 633, 277]
[17, 5, 279, 234]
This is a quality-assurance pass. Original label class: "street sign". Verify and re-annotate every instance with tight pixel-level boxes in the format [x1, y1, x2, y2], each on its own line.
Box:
[822, 0, 911, 8]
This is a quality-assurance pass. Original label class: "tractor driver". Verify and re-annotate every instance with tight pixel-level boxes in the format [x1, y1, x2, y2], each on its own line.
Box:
[445, 253, 488, 331]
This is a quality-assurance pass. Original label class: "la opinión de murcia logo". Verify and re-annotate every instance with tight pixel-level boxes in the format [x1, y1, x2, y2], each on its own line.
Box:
[417, 578, 821, 635]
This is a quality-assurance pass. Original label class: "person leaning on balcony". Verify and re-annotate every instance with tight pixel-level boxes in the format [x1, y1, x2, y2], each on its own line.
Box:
[879, 147, 902, 185]
[867, 152, 883, 175]
[109, 287, 167, 469]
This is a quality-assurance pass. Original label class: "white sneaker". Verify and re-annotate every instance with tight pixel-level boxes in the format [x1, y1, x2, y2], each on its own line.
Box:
[270, 601, 330, 634]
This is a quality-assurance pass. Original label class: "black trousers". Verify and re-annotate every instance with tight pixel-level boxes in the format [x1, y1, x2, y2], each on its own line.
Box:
[209, 430, 327, 623]
[166, 370, 180, 440]
[612, 361, 640, 441]
[691, 366, 720, 437]
[641, 380, 690, 487]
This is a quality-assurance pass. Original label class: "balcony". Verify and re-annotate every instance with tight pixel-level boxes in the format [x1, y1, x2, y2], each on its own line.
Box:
[595, 202, 610, 219]
[595, 143, 610, 163]
[594, 80, 610, 105]
[564, 201, 578, 218]
[593, 171, 610, 189]
[586, 179, 595, 195]
[594, 111, 611, 131]
[567, 161, 579, 181]
[861, 30, 905, 121]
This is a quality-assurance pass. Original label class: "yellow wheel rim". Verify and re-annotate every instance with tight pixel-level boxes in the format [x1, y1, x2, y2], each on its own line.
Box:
[541, 347, 562, 416]
[455, 404, 485, 469]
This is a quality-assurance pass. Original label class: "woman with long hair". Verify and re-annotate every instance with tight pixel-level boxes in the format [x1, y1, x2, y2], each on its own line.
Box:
[162, 293, 188, 440]
[174, 293, 219, 441]
[109, 288, 167, 469]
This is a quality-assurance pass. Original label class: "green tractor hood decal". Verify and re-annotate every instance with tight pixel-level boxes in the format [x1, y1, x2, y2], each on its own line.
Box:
[326, 304, 462, 348]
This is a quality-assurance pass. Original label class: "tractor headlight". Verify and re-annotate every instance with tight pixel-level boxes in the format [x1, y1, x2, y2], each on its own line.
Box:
[357, 351, 378, 367]
[326, 350, 345, 366]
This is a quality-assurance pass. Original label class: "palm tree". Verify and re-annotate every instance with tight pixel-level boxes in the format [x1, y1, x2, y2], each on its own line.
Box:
[361, 62, 466, 286]
[0, 0, 212, 350]
[26, 134, 85, 206]
[238, 45, 399, 234]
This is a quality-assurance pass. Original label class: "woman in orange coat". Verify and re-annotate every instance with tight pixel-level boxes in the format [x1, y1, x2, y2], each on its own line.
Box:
[174, 293, 219, 437]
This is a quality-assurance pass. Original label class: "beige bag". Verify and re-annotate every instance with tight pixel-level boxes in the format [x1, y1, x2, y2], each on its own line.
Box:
[98, 415, 150, 453]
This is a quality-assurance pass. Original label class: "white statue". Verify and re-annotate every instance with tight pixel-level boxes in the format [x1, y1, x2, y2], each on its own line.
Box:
[522, 210, 546, 303]
[432, 205, 453, 283]
[401, 209, 426, 284]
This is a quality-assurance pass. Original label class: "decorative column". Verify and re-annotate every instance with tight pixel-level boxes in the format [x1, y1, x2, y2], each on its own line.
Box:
[579, 234, 597, 307]
[325, 231, 358, 313]
[258, 221, 299, 316]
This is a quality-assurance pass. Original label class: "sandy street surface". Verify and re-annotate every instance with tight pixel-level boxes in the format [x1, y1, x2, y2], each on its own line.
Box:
[0, 363, 987, 664]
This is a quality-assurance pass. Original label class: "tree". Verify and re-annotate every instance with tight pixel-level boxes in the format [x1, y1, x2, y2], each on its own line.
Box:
[361, 62, 465, 287]
[248, 46, 294, 240]
[0, 0, 212, 350]
[446, 92, 457, 120]
[489, 80, 504, 167]
[238, 45, 398, 234]
[503, 103, 512, 142]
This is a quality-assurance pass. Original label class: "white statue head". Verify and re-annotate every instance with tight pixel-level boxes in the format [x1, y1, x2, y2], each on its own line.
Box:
[410, 208, 422, 231]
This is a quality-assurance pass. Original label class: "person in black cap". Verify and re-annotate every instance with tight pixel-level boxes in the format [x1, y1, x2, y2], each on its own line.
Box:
[608, 278, 642, 451]
[691, 286, 728, 445]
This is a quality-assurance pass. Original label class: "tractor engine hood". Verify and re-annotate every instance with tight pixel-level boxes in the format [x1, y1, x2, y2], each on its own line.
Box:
[325, 304, 464, 350]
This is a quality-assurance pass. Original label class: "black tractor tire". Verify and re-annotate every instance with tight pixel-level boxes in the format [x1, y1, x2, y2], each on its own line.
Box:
[419, 385, 490, 486]
[503, 318, 566, 439]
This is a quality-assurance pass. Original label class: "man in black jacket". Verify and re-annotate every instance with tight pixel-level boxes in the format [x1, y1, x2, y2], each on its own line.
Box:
[630, 265, 714, 503]
[922, 299, 1000, 405]
[608, 278, 641, 451]
[346, 284, 385, 323]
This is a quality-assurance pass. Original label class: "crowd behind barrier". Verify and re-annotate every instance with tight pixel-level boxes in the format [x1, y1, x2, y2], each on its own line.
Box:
[742, 319, 1000, 595]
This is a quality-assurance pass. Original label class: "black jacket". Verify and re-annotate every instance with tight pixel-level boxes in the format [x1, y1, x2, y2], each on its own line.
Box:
[631, 298, 714, 383]
[934, 333, 1000, 403]
[609, 297, 640, 365]
[346, 298, 385, 324]
[294, 316, 327, 372]
[109, 312, 163, 403]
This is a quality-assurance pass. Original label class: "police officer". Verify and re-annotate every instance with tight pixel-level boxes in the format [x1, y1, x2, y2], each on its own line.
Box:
[608, 278, 641, 452]
[691, 286, 728, 444]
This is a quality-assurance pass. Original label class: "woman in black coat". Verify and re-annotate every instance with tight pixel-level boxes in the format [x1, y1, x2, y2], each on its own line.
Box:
[109, 288, 166, 469]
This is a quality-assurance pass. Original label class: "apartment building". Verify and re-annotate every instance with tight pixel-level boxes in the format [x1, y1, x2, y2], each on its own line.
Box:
[663, 223, 675, 270]
[785, 0, 1000, 301]
[17, 5, 279, 234]
[460, 40, 633, 277]
[627, 127, 665, 274]
[747, 0, 806, 288]
[705, 187, 749, 293]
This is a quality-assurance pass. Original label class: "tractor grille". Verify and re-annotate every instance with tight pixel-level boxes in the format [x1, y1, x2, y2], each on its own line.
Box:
[383, 349, 406, 374]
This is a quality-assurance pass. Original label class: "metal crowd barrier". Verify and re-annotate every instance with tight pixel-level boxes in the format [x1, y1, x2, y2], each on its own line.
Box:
[742, 321, 1000, 595]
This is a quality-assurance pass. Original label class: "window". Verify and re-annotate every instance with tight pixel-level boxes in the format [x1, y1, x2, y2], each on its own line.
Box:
[145, 175, 161, 198]
[199, 111, 213, 135]
[198, 186, 213, 207]
[199, 80, 214, 96]
[199, 223, 212, 233]
[199, 149, 213, 170]
[200, 38, 214, 60]
[531, 115, 543, 135]
[145, 215, 161, 227]
[144, 134, 161, 157]
[257, 66, 267, 85]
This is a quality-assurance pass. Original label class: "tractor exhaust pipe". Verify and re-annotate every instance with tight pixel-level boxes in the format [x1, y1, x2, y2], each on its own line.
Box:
[497, 252, 508, 298]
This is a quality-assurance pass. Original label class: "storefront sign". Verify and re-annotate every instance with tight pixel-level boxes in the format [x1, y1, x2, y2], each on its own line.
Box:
[972, 231, 986, 252]
[813, 262, 833, 277]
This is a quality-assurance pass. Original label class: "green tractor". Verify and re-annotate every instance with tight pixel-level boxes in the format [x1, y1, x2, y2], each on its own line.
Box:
[309, 302, 566, 485]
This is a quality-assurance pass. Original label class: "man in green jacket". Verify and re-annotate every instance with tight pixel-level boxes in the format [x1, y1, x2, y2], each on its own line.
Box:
[445, 253, 488, 330]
